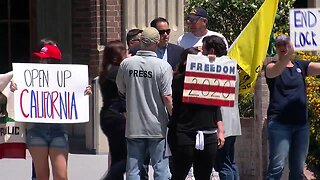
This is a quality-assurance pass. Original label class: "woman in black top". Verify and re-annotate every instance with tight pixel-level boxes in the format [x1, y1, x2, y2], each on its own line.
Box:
[169, 35, 226, 180]
[265, 34, 320, 179]
[99, 40, 128, 180]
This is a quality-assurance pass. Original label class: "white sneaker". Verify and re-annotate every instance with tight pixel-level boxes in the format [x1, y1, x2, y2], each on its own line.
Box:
[185, 166, 195, 180]
[210, 169, 220, 180]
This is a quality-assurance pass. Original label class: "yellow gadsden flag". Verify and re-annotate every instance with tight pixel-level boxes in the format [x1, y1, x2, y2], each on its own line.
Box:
[228, 0, 279, 94]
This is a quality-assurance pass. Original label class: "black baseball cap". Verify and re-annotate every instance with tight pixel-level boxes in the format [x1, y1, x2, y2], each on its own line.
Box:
[187, 7, 209, 20]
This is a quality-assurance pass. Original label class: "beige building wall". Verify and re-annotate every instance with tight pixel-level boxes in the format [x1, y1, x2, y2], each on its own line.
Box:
[123, 0, 185, 44]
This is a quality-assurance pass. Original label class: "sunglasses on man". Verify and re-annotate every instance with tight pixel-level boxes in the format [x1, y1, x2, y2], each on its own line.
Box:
[158, 29, 171, 35]
[186, 17, 203, 23]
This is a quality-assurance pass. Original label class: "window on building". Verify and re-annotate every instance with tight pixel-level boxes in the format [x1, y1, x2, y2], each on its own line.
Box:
[293, 0, 308, 8]
[0, 0, 33, 74]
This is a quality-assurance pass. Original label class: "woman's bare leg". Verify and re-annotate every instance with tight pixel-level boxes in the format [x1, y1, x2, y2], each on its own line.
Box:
[49, 147, 68, 180]
[29, 147, 50, 180]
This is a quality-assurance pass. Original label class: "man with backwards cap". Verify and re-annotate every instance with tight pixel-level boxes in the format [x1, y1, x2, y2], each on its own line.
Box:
[265, 34, 320, 179]
[116, 27, 173, 180]
[126, 29, 143, 54]
[177, 7, 228, 50]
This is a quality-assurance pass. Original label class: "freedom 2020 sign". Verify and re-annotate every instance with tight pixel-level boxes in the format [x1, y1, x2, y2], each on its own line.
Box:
[290, 8, 320, 51]
[12, 63, 89, 123]
[183, 55, 236, 107]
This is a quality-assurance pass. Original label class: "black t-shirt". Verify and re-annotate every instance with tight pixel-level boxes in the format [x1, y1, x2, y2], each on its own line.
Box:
[265, 60, 310, 125]
[169, 73, 221, 145]
[99, 66, 126, 113]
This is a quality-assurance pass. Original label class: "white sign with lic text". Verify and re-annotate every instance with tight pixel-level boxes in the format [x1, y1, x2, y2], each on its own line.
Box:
[12, 63, 90, 123]
[290, 8, 320, 51]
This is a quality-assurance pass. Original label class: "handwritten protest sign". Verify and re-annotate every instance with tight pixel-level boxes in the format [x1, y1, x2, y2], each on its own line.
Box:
[290, 8, 320, 51]
[0, 72, 26, 159]
[12, 63, 89, 123]
[183, 55, 236, 107]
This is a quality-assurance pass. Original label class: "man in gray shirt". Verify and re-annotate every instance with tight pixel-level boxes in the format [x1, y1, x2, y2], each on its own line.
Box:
[116, 27, 173, 180]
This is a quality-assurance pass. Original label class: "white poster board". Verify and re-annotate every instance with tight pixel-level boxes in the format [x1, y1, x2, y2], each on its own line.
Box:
[183, 55, 237, 107]
[290, 8, 320, 51]
[12, 63, 89, 123]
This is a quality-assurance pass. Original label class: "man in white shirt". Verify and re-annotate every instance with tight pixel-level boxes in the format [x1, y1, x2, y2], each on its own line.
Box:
[177, 7, 228, 50]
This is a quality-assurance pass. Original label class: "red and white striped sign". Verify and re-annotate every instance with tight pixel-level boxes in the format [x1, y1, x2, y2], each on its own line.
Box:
[183, 55, 237, 107]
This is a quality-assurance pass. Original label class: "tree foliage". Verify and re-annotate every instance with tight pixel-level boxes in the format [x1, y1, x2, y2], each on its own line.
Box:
[186, 0, 262, 45]
[185, 0, 295, 45]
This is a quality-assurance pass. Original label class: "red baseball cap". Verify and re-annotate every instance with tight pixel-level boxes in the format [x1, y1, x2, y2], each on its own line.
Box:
[33, 44, 62, 60]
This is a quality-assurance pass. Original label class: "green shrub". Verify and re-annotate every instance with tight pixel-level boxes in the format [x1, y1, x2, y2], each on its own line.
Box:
[238, 93, 254, 117]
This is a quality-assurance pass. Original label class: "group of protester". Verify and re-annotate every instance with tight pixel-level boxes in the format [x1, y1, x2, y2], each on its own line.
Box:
[3, 6, 319, 180]
[99, 8, 241, 180]
[100, 7, 320, 180]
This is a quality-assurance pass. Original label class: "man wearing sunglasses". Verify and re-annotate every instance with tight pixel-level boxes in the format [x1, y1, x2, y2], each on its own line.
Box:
[150, 17, 184, 71]
[177, 7, 228, 50]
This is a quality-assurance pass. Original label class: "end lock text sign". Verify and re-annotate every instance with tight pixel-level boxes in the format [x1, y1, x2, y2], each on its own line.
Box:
[290, 8, 320, 51]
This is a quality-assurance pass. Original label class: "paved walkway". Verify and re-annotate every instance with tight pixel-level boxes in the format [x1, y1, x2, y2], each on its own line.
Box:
[2, 151, 315, 180]
[0, 151, 109, 180]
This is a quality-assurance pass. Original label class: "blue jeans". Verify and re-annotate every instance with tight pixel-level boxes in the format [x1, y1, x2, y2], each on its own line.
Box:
[266, 120, 309, 180]
[27, 123, 68, 149]
[126, 138, 170, 180]
[215, 136, 240, 180]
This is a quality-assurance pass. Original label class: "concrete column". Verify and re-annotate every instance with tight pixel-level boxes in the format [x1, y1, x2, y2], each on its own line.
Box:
[86, 76, 109, 154]
[254, 71, 269, 179]
[123, 0, 185, 43]
[308, 0, 320, 7]
[316, 0, 320, 7]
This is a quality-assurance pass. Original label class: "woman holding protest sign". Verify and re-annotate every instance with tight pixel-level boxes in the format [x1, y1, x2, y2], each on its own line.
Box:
[168, 35, 227, 180]
[99, 40, 128, 180]
[10, 39, 92, 180]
